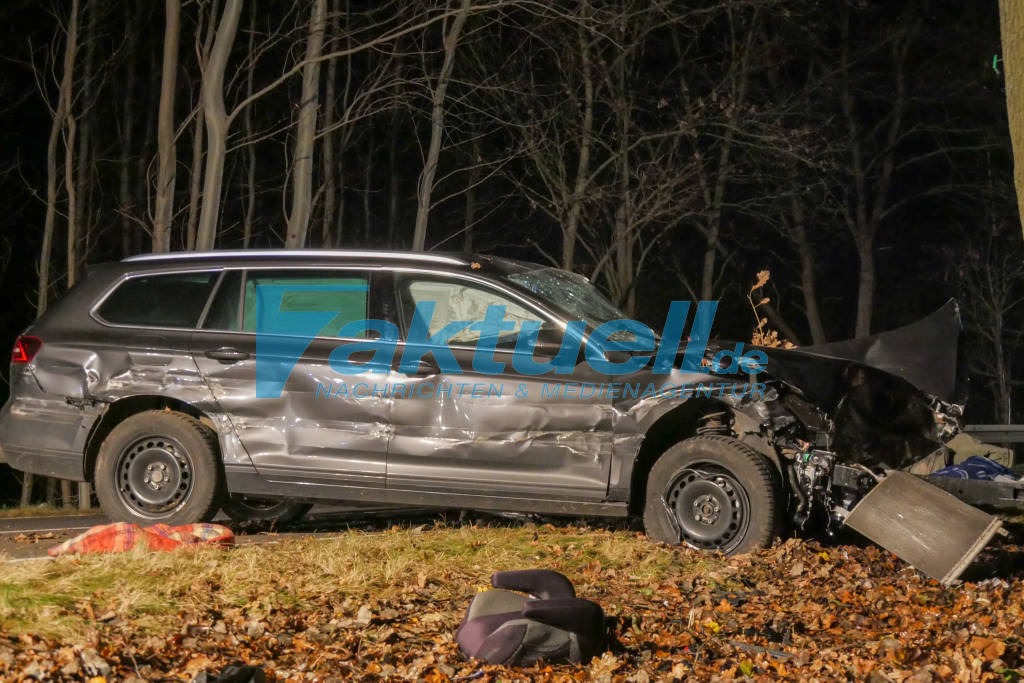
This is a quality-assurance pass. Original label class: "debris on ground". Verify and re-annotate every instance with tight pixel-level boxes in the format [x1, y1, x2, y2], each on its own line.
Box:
[47, 522, 234, 556]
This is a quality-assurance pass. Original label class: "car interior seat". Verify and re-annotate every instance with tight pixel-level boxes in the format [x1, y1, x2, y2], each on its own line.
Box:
[456, 569, 605, 666]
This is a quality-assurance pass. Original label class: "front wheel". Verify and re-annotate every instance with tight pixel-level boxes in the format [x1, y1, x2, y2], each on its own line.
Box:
[94, 410, 221, 526]
[221, 496, 312, 525]
[643, 435, 780, 555]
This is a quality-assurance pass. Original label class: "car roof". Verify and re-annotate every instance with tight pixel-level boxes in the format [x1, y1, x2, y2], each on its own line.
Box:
[122, 249, 469, 266]
[104, 249, 549, 279]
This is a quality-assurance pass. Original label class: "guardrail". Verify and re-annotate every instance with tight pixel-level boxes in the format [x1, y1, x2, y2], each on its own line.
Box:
[963, 425, 1024, 443]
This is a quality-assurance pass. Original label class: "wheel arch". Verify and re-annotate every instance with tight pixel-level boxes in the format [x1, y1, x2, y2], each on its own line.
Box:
[627, 398, 782, 515]
[84, 395, 219, 483]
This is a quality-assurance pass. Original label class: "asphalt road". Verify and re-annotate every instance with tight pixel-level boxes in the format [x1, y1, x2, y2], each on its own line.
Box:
[0, 505, 437, 560]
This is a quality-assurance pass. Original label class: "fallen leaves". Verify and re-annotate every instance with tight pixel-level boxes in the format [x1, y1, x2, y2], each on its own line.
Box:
[1, 526, 1023, 681]
[969, 636, 1006, 661]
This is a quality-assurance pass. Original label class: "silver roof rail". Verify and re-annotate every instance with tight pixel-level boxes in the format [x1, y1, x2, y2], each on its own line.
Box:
[123, 249, 467, 265]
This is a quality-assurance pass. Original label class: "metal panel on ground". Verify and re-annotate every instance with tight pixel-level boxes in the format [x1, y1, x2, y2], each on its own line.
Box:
[843, 471, 1002, 585]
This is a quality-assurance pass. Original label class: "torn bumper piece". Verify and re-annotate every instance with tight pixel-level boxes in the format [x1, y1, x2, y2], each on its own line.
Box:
[843, 471, 1002, 585]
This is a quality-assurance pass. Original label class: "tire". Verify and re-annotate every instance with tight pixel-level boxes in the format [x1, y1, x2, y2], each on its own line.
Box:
[643, 435, 779, 555]
[221, 496, 312, 525]
[94, 410, 221, 526]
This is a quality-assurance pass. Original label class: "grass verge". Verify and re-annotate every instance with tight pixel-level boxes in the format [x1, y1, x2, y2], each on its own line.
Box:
[0, 505, 97, 519]
[0, 522, 718, 641]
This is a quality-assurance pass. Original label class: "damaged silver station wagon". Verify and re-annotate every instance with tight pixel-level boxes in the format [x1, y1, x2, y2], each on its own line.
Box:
[0, 250, 980, 556]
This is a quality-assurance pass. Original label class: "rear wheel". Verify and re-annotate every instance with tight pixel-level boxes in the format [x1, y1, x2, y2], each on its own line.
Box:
[94, 410, 221, 526]
[221, 496, 312, 525]
[643, 435, 779, 555]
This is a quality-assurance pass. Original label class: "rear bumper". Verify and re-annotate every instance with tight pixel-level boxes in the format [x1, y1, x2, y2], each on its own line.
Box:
[2, 443, 84, 481]
[0, 395, 90, 481]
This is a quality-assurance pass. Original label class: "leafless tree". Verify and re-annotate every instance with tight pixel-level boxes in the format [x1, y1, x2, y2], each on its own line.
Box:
[195, 0, 242, 251]
[412, 0, 473, 251]
[284, 0, 326, 248]
[152, 0, 181, 253]
[837, 6, 914, 337]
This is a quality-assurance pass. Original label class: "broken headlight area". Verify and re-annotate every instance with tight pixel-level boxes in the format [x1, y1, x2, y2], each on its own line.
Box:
[706, 300, 1013, 582]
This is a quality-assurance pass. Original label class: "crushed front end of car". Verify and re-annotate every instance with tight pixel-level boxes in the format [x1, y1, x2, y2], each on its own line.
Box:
[709, 299, 1006, 581]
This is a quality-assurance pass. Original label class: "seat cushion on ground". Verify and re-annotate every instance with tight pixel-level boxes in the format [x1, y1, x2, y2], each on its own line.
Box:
[456, 569, 604, 666]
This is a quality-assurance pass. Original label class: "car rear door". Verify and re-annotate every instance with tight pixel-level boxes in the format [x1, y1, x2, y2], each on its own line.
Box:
[190, 266, 390, 489]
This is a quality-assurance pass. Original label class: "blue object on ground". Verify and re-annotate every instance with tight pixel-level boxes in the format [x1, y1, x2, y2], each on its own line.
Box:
[933, 455, 1016, 481]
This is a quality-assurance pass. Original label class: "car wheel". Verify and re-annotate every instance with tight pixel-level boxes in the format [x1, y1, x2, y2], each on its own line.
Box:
[94, 410, 221, 526]
[221, 496, 312, 524]
[643, 435, 779, 555]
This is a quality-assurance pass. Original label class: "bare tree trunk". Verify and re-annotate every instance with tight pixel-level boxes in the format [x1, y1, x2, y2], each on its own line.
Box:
[994, 318, 1012, 423]
[563, 4, 592, 271]
[242, 3, 256, 248]
[363, 134, 373, 244]
[187, 1, 218, 251]
[787, 197, 826, 345]
[854, 241, 875, 340]
[153, 0, 181, 252]
[841, 6, 911, 338]
[186, 105, 205, 249]
[19, 474, 33, 507]
[1000, 0, 1024, 238]
[386, 45, 402, 247]
[612, 46, 635, 314]
[195, 0, 242, 251]
[137, 27, 160, 253]
[700, 19, 755, 301]
[66, 116, 79, 289]
[285, 0, 326, 248]
[38, 0, 80, 316]
[412, 0, 472, 251]
[386, 125, 399, 247]
[71, 0, 97, 287]
[118, 3, 137, 257]
[319, 0, 339, 247]
[462, 135, 480, 252]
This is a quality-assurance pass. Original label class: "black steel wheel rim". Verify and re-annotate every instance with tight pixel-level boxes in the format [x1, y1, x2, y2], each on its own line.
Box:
[115, 435, 193, 517]
[665, 465, 750, 552]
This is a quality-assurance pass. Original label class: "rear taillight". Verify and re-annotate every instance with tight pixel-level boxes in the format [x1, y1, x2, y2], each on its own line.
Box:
[11, 336, 42, 364]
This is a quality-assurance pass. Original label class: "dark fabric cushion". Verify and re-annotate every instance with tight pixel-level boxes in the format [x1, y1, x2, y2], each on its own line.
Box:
[456, 569, 604, 666]
[491, 569, 576, 599]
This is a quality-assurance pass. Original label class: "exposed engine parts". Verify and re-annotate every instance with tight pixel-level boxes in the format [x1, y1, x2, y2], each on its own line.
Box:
[711, 366, 960, 539]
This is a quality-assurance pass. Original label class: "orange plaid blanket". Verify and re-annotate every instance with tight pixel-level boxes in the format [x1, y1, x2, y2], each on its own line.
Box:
[48, 522, 234, 556]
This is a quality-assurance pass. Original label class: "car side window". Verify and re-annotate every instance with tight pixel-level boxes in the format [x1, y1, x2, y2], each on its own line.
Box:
[240, 270, 370, 338]
[201, 270, 243, 330]
[399, 277, 545, 347]
[97, 271, 219, 328]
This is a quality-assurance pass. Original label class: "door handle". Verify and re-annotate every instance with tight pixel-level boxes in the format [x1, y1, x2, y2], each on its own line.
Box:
[394, 359, 439, 376]
[415, 359, 439, 376]
[204, 347, 250, 363]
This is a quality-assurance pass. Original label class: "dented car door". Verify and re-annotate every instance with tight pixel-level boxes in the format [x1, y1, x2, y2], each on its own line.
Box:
[383, 271, 614, 500]
[189, 268, 390, 489]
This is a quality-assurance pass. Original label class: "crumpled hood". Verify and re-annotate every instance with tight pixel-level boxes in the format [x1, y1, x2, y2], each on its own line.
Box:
[754, 299, 961, 406]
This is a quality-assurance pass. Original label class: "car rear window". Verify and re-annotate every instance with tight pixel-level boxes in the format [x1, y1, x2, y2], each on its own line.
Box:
[96, 272, 219, 328]
[242, 271, 369, 337]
